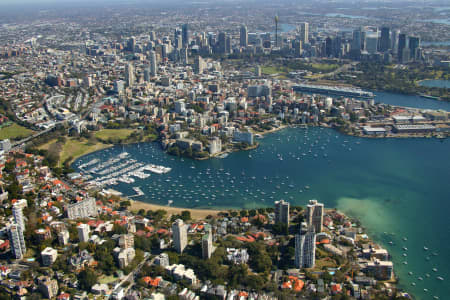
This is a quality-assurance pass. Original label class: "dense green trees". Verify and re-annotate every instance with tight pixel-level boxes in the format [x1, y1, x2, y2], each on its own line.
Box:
[78, 268, 98, 291]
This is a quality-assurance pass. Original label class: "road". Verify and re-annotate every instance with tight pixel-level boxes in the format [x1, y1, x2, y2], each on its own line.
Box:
[111, 254, 154, 298]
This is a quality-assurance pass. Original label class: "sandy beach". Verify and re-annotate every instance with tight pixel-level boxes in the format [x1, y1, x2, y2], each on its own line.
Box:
[129, 200, 222, 220]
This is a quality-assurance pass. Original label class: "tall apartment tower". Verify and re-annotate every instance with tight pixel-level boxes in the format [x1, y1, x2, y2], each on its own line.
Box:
[77, 224, 90, 243]
[300, 22, 309, 44]
[202, 225, 213, 259]
[274, 200, 290, 226]
[240, 25, 248, 47]
[306, 199, 324, 233]
[295, 227, 316, 269]
[182, 24, 190, 48]
[9, 224, 26, 259]
[172, 219, 188, 253]
[149, 51, 157, 76]
[12, 202, 25, 232]
[125, 63, 135, 87]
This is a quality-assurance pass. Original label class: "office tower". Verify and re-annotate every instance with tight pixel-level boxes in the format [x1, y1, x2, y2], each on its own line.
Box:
[175, 34, 182, 50]
[295, 227, 316, 268]
[149, 51, 157, 76]
[275, 15, 279, 47]
[127, 36, 136, 52]
[325, 37, 333, 57]
[300, 22, 309, 44]
[181, 48, 188, 65]
[77, 224, 90, 243]
[9, 224, 26, 259]
[125, 63, 135, 87]
[391, 29, 399, 52]
[240, 25, 248, 47]
[144, 67, 150, 82]
[12, 203, 25, 232]
[217, 32, 227, 54]
[365, 35, 378, 54]
[182, 24, 190, 48]
[307, 199, 324, 233]
[398, 33, 407, 62]
[202, 230, 213, 259]
[226, 36, 232, 54]
[274, 200, 290, 225]
[172, 219, 188, 253]
[408, 36, 420, 61]
[194, 55, 205, 74]
[293, 40, 302, 57]
[149, 31, 156, 41]
[351, 28, 362, 52]
[380, 27, 390, 52]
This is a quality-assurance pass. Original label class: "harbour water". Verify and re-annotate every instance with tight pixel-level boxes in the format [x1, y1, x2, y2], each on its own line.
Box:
[418, 79, 450, 89]
[72, 95, 450, 300]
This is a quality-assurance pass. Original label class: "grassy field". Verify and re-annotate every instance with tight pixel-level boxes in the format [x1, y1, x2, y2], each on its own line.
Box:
[310, 63, 339, 72]
[60, 138, 110, 166]
[98, 274, 119, 284]
[0, 123, 34, 140]
[95, 129, 135, 141]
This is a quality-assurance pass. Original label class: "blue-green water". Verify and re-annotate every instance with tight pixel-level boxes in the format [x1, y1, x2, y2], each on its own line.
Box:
[73, 127, 450, 300]
[419, 80, 450, 89]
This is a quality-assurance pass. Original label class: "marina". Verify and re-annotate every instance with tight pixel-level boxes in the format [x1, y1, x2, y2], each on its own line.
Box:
[73, 127, 450, 300]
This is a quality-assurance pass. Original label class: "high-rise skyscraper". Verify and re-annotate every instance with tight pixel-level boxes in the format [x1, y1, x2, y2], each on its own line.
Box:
[274, 200, 290, 226]
[391, 30, 399, 52]
[149, 51, 157, 76]
[194, 55, 205, 74]
[172, 219, 188, 253]
[127, 36, 136, 52]
[217, 32, 227, 54]
[240, 25, 248, 47]
[306, 199, 324, 233]
[12, 202, 25, 232]
[380, 27, 391, 52]
[365, 34, 379, 54]
[299, 22, 309, 44]
[398, 33, 407, 62]
[202, 225, 213, 259]
[274, 15, 279, 48]
[125, 63, 135, 87]
[408, 36, 420, 61]
[182, 24, 190, 48]
[351, 28, 363, 52]
[9, 224, 26, 259]
[295, 227, 316, 269]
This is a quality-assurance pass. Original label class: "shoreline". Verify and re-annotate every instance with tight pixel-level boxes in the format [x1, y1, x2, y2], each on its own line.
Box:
[129, 199, 223, 220]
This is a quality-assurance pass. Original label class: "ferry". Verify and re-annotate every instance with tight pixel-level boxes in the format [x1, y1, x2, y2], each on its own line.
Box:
[293, 83, 374, 99]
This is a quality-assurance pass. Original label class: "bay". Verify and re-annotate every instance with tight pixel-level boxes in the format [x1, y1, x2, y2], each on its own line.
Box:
[418, 79, 450, 89]
[72, 94, 450, 300]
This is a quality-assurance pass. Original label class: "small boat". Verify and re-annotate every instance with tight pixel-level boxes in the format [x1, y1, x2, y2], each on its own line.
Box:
[411, 282, 416, 286]
[432, 268, 438, 272]
[437, 276, 444, 281]
[403, 247, 408, 251]
[408, 272, 413, 275]
[424, 246, 429, 251]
